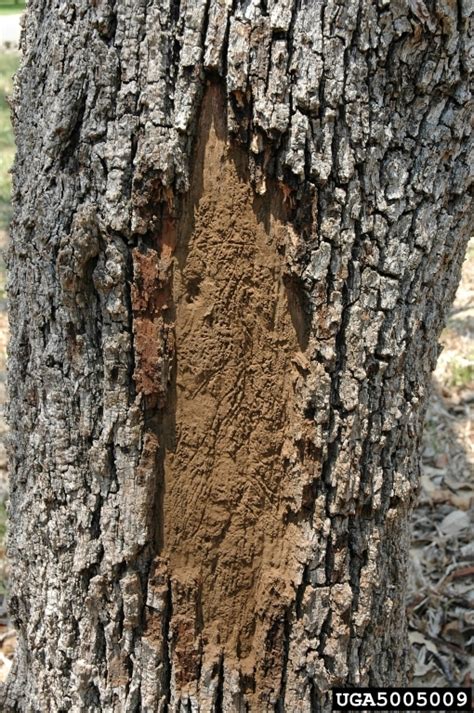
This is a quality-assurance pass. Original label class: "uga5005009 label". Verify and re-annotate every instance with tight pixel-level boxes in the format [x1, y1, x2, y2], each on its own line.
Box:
[332, 687, 471, 711]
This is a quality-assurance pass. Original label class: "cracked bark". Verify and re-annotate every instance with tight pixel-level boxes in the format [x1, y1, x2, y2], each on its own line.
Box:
[2, 0, 472, 711]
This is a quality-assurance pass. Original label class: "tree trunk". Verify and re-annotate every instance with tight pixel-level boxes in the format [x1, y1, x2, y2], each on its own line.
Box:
[2, 0, 472, 711]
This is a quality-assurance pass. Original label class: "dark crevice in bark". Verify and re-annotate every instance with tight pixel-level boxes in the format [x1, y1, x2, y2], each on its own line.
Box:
[215, 654, 224, 713]
[84, 681, 101, 708]
[200, 0, 213, 59]
[283, 273, 311, 351]
[105, 0, 118, 47]
[59, 91, 87, 171]
[347, 516, 369, 612]
[310, 677, 320, 713]
[274, 607, 291, 712]
[317, 608, 334, 676]
[90, 494, 103, 541]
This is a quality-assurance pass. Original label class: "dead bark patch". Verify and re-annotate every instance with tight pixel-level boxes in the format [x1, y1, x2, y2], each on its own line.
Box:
[161, 84, 310, 695]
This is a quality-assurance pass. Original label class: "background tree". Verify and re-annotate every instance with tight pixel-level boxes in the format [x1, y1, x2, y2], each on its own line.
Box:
[2, 0, 472, 710]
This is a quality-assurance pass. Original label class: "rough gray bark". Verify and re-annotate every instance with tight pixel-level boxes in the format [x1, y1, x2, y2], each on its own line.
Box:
[2, 0, 472, 711]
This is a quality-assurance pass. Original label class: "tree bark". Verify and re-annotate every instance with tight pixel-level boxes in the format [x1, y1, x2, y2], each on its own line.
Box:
[2, 0, 472, 711]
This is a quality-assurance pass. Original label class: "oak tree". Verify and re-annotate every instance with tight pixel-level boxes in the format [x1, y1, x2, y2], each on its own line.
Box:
[2, 0, 472, 710]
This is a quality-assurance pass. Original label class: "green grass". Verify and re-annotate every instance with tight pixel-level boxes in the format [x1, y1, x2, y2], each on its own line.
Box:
[0, 52, 19, 231]
[449, 359, 474, 388]
[0, 2, 25, 16]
